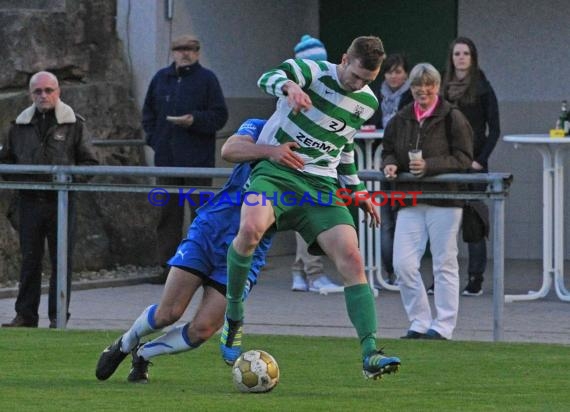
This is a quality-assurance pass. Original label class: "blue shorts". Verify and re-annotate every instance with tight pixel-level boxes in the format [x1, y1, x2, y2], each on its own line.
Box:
[167, 217, 264, 292]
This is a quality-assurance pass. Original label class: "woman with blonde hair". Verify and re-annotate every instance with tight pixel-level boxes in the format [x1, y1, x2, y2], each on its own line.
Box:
[382, 63, 473, 340]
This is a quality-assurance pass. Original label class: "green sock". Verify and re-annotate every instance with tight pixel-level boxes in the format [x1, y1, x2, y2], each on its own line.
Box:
[344, 283, 378, 358]
[226, 243, 253, 321]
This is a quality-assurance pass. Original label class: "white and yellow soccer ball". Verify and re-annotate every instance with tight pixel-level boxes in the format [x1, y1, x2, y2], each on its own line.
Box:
[232, 349, 280, 393]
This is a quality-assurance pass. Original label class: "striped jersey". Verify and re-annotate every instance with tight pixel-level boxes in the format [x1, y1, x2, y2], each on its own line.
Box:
[257, 58, 378, 191]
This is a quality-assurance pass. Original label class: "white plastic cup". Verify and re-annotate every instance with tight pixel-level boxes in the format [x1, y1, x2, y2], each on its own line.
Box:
[408, 149, 423, 160]
[408, 149, 423, 175]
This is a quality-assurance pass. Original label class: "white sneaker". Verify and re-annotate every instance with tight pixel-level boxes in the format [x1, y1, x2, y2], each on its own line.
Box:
[308, 275, 343, 293]
[291, 272, 309, 291]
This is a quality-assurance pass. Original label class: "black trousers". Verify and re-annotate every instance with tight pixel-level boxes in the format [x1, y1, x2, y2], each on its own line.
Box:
[156, 177, 212, 265]
[14, 192, 75, 323]
[466, 170, 488, 278]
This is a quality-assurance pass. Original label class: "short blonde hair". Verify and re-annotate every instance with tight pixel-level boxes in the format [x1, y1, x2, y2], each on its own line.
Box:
[409, 63, 441, 87]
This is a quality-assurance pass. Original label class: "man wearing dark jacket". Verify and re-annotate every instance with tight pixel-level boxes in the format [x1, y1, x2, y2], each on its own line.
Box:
[0, 71, 98, 328]
[142, 35, 228, 282]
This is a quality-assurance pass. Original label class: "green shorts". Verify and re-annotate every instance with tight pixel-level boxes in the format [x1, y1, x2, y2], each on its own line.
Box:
[247, 160, 355, 255]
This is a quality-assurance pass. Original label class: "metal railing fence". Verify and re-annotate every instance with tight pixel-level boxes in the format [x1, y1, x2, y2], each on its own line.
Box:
[0, 164, 511, 340]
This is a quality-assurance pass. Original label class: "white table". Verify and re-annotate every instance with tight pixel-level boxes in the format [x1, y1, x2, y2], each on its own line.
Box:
[503, 134, 570, 302]
[353, 130, 400, 293]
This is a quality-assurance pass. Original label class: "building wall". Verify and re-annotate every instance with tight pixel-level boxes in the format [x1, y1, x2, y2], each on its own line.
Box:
[117, 0, 318, 104]
[458, 0, 570, 259]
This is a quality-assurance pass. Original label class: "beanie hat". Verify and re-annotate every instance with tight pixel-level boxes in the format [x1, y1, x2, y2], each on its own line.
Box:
[294, 34, 328, 61]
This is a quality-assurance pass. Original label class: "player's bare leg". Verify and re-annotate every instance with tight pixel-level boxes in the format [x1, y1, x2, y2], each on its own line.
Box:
[129, 283, 227, 383]
[96, 267, 200, 381]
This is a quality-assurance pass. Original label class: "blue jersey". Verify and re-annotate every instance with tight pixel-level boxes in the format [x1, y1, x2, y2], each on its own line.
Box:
[168, 119, 271, 289]
[195, 118, 267, 225]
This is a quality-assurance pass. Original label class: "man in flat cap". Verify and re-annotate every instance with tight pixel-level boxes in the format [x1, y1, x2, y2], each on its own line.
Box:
[142, 35, 228, 283]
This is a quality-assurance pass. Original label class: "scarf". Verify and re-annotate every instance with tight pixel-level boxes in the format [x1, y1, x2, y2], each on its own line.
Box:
[445, 74, 470, 103]
[380, 80, 410, 127]
[414, 95, 439, 123]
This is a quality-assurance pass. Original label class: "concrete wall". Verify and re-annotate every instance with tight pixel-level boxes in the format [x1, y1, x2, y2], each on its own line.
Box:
[116, 0, 167, 110]
[458, 0, 570, 259]
[116, 0, 319, 105]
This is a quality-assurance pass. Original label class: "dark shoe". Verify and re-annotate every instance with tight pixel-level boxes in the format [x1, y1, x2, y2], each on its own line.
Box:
[127, 345, 150, 383]
[423, 329, 447, 340]
[95, 337, 129, 380]
[462, 275, 483, 296]
[387, 272, 397, 285]
[426, 284, 434, 295]
[400, 330, 426, 339]
[2, 314, 38, 328]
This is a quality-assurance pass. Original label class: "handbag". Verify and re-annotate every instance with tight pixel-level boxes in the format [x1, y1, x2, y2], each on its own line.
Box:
[462, 200, 489, 243]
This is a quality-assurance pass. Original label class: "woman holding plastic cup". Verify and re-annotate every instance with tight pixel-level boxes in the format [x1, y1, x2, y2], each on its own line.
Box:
[381, 63, 473, 340]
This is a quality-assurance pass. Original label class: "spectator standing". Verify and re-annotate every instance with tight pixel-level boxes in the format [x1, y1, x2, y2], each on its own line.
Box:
[0, 71, 98, 328]
[143, 34, 228, 283]
[441, 36, 500, 296]
[290, 34, 341, 293]
[382, 63, 473, 340]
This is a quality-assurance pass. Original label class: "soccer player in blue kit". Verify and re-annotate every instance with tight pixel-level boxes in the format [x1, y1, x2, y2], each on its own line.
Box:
[95, 118, 304, 383]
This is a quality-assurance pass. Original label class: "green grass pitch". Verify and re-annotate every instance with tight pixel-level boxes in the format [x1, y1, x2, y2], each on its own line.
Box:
[1, 329, 569, 411]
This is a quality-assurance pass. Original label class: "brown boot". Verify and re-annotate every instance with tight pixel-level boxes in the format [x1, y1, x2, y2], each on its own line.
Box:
[2, 314, 38, 328]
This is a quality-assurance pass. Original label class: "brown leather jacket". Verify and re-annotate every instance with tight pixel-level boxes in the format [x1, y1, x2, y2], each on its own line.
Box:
[0, 100, 98, 181]
[381, 98, 473, 208]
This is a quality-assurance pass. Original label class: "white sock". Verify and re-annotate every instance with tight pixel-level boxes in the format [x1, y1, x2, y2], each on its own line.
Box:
[121, 304, 158, 353]
[137, 323, 201, 360]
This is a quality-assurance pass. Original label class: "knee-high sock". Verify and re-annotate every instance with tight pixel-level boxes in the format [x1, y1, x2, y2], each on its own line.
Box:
[121, 304, 158, 353]
[226, 244, 253, 321]
[344, 284, 377, 358]
[137, 323, 201, 360]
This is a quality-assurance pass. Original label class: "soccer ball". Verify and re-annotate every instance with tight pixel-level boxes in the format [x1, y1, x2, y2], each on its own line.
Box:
[232, 349, 280, 393]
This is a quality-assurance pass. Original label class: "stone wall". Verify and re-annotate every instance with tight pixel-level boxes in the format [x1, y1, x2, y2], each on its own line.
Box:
[0, 0, 159, 282]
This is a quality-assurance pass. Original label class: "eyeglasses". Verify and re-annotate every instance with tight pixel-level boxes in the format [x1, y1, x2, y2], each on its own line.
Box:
[172, 46, 200, 52]
[32, 87, 57, 96]
[411, 83, 437, 90]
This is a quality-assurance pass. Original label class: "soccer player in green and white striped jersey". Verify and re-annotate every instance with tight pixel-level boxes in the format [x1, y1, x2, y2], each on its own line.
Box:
[221, 36, 402, 380]
[256, 57, 377, 192]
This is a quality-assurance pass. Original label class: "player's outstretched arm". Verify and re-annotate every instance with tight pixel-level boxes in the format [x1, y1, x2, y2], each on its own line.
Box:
[221, 135, 304, 169]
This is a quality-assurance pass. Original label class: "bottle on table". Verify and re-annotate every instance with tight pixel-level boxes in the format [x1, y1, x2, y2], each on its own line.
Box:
[556, 100, 569, 136]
